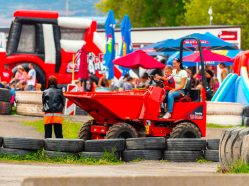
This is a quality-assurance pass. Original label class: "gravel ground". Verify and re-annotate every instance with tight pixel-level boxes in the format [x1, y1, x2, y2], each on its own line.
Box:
[0, 161, 219, 186]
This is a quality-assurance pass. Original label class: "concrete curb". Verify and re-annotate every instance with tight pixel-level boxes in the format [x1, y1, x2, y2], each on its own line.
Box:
[22, 175, 249, 186]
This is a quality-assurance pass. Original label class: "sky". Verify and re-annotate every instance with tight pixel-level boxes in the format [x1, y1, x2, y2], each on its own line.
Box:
[0, 0, 105, 27]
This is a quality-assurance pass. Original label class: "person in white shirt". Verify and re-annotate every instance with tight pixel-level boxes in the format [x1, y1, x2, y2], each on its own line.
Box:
[163, 58, 187, 119]
[27, 63, 36, 91]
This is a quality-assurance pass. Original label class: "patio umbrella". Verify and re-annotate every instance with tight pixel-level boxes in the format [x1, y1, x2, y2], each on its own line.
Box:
[113, 50, 165, 69]
[141, 32, 238, 53]
[103, 10, 116, 80]
[78, 46, 89, 80]
[183, 50, 233, 64]
[119, 15, 133, 75]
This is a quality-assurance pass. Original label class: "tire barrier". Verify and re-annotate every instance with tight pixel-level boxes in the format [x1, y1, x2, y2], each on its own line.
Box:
[0, 88, 11, 115]
[0, 137, 222, 162]
[15, 91, 43, 117]
[0, 88, 11, 102]
[44, 139, 84, 153]
[219, 128, 249, 169]
[207, 101, 244, 126]
[164, 139, 206, 162]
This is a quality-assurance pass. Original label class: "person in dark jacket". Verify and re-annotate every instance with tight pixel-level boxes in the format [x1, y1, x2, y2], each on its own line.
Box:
[42, 76, 65, 138]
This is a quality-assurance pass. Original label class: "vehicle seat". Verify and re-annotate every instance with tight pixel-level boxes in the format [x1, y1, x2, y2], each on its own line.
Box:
[175, 78, 192, 102]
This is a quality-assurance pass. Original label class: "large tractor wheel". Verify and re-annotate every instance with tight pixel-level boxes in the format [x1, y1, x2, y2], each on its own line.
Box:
[106, 122, 138, 139]
[78, 121, 92, 140]
[170, 122, 201, 138]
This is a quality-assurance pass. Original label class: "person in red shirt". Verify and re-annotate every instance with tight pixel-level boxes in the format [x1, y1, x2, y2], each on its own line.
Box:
[156, 66, 175, 115]
[0, 64, 13, 88]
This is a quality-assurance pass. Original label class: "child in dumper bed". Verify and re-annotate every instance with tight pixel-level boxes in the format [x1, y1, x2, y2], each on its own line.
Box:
[155, 66, 175, 116]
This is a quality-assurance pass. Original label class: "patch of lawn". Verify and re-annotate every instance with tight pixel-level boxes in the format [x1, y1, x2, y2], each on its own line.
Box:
[0, 150, 122, 165]
[226, 162, 249, 173]
[23, 119, 82, 139]
[207, 123, 239, 128]
[196, 157, 211, 163]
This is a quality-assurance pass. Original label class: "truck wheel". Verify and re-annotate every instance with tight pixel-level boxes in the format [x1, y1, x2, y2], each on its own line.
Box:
[78, 121, 92, 140]
[106, 122, 138, 139]
[170, 122, 201, 138]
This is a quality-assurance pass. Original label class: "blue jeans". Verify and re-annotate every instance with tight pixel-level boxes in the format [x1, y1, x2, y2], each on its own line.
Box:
[27, 85, 35, 91]
[167, 90, 185, 113]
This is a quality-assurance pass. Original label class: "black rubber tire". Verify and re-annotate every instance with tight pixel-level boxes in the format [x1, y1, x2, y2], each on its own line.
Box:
[241, 135, 249, 163]
[44, 150, 78, 158]
[12, 63, 46, 90]
[80, 152, 120, 159]
[225, 128, 242, 165]
[78, 121, 92, 141]
[166, 139, 206, 151]
[170, 122, 201, 138]
[126, 137, 166, 150]
[244, 117, 249, 127]
[163, 150, 203, 162]
[0, 148, 36, 156]
[80, 152, 105, 159]
[232, 128, 249, 162]
[44, 139, 84, 153]
[243, 106, 249, 117]
[84, 139, 125, 152]
[204, 150, 219, 162]
[0, 88, 11, 102]
[207, 139, 220, 150]
[3, 137, 44, 150]
[106, 122, 138, 139]
[0, 137, 3, 147]
[0, 101, 12, 115]
[122, 150, 162, 162]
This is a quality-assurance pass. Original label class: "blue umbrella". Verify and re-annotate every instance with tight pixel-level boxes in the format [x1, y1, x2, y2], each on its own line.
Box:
[141, 32, 238, 53]
[103, 10, 116, 80]
[119, 15, 133, 75]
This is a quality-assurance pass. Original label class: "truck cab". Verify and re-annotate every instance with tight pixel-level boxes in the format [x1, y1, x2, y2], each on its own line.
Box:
[0, 10, 105, 89]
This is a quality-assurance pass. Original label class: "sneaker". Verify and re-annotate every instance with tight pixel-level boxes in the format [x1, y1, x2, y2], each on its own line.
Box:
[163, 112, 171, 119]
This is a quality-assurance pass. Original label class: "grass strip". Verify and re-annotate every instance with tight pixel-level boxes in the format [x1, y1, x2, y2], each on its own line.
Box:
[23, 119, 82, 139]
[0, 150, 122, 165]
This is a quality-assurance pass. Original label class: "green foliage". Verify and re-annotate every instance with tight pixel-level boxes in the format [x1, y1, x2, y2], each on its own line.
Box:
[0, 150, 122, 165]
[96, 0, 185, 27]
[23, 119, 82, 139]
[184, 0, 249, 49]
[196, 157, 212, 163]
[207, 123, 236, 128]
[218, 161, 249, 173]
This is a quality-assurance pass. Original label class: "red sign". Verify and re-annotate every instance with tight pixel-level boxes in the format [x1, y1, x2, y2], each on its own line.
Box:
[218, 31, 237, 41]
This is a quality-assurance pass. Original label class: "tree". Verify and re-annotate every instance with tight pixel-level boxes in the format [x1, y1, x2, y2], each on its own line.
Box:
[184, 0, 249, 49]
[96, 0, 185, 27]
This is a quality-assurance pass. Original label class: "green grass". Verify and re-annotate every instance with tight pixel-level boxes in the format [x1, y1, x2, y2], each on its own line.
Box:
[196, 157, 212, 163]
[11, 106, 17, 115]
[23, 119, 82, 139]
[207, 123, 239, 128]
[219, 161, 249, 174]
[0, 150, 122, 165]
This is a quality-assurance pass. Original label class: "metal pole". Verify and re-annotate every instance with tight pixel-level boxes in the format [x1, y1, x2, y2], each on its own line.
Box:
[66, 0, 69, 16]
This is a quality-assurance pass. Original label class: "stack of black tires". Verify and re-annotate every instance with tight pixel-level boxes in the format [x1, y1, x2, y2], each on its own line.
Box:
[243, 106, 249, 126]
[204, 139, 220, 162]
[44, 139, 84, 158]
[0, 88, 12, 115]
[164, 139, 206, 162]
[0, 137, 44, 155]
[122, 137, 165, 162]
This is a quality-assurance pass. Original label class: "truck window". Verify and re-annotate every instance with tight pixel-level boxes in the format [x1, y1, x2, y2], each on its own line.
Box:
[60, 28, 85, 40]
[17, 24, 36, 53]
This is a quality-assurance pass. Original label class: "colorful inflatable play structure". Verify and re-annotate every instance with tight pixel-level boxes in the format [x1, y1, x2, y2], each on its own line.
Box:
[212, 51, 249, 105]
